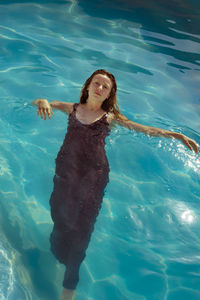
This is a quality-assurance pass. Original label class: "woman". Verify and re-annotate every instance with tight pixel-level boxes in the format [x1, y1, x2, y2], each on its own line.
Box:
[33, 69, 198, 300]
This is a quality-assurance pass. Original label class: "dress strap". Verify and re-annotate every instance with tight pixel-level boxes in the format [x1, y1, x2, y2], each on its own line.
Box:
[73, 103, 79, 112]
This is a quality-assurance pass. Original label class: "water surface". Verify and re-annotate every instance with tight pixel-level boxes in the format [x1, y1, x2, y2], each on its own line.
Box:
[0, 1, 200, 299]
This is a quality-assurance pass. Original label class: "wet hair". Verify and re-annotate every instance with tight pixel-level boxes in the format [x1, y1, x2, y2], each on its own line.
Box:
[80, 69, 122, 119]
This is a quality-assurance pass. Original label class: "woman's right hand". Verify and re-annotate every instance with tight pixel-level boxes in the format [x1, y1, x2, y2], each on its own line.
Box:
[35, 98, 54, 120]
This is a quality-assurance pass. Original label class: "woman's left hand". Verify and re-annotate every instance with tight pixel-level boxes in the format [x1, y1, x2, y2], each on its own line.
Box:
[173, 133, 199, 154]
[116, 115, 199, 154]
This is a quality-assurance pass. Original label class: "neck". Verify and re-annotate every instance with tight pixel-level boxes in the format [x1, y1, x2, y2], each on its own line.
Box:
[85, 98, 103, 111]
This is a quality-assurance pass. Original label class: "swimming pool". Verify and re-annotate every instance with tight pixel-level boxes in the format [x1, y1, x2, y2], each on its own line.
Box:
[0, 0, 200, 299]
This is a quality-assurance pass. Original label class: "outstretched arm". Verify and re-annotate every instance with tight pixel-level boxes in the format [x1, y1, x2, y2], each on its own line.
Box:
[32, 98, 74, 120]
[115, 114, 198, 154]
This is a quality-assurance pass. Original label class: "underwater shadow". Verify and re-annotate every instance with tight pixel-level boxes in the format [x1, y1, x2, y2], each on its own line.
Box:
[0, 195, 59, 300]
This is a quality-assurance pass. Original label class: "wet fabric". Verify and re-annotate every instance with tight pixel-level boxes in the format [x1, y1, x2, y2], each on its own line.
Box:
[49, 103, 110, 289]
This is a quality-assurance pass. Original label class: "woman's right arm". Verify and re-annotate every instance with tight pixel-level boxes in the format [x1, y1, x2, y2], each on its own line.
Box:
[32, 99, 74, 120]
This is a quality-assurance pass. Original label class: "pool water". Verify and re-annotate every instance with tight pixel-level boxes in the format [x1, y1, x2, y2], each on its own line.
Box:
[0, 0, 200, 299]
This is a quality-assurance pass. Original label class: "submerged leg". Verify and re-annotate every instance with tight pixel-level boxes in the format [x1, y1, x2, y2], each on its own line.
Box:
[50, 166, 109, 292]
[50, 225, 92, 290]
[50, 226, 72, 265]
[60, 288, 75, 300]
[62, 229, 91, 289]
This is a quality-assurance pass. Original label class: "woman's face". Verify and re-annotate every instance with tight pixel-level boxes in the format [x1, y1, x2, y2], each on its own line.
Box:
[87, 74, 112, 103]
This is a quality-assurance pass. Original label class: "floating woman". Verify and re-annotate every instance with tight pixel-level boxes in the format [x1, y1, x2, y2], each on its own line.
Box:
[32, 69, 198, 300]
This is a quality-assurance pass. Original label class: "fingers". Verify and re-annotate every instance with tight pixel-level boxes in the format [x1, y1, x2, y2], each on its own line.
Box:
[36, 106, 53, 120]
[37, 107, 43, 119]
[47, 107, 54, 119]
[185, 138, 198, 154]
[44, 109, 47, 120]
[183, 138, 192, 151]
[189, 139, 199, 154]
[182, 136, 199, 154]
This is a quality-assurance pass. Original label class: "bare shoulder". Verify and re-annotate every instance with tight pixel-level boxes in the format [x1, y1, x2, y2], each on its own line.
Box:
[50, 101, 75, 115]
[62, 102, 74, 115]
[106, 112, 129, 125]
[106, 112, 116, 124]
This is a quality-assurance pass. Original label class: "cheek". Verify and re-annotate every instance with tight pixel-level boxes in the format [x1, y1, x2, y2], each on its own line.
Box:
[106, 88, 112, 96]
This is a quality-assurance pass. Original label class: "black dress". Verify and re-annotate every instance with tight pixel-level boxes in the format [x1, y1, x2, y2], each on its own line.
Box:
[49, 103, 110, 289]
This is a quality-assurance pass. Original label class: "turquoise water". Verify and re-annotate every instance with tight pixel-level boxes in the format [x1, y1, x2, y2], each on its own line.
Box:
[0, 0, 200, 299]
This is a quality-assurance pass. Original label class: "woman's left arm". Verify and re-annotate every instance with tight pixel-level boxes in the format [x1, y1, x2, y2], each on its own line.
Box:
[115, 115, 199, 154]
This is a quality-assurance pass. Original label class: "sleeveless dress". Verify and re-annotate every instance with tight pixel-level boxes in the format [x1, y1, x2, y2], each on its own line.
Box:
[49, 103, 110, 289]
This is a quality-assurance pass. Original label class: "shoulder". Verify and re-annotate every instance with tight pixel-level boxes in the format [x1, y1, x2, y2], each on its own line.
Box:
[106, 112, 129, 124]
[61, 102, 75, 115]
[49, 101, 75, 115]
[106, 112, 115, 124]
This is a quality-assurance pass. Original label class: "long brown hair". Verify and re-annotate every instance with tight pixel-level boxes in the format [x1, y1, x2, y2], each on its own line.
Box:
[80, 69, 122, 119]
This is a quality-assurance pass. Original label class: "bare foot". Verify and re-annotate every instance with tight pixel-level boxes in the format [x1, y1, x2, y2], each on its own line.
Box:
[60, 288, 75, 300]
